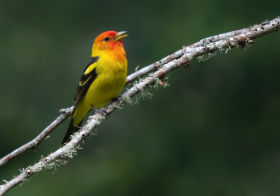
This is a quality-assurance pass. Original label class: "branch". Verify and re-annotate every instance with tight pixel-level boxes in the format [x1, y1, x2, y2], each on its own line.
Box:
[0, 18, 256, 167]
[0, 107, 73, 166]
[0, 16, 279, 196]
[126, 22, 254, 83]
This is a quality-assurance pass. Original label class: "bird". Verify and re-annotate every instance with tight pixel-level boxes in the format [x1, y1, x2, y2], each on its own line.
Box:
[62, 31, 128, 144]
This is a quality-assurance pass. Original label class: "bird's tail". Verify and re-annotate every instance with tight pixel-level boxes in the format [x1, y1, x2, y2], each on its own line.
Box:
[62, 118, 83, 144]
[62, 101, 92, 144]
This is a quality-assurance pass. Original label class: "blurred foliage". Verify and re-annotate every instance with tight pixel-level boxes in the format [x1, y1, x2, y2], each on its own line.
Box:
[0, 0, 280, 195]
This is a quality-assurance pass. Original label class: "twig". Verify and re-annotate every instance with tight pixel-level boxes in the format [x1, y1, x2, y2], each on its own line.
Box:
[0, 19, 257, 167]
[0, 107, 74, 167]
[126, 18, 272, 83]
[0, 16, 279, 196]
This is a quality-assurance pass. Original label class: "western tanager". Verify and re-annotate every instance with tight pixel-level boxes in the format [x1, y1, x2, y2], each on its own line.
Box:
[62, 31, 128, 144]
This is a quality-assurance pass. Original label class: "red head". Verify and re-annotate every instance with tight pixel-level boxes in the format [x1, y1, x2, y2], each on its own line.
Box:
[92, 31, 127, 56]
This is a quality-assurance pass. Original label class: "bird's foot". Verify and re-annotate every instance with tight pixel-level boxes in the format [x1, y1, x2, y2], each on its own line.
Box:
[111, 96, 121, 103]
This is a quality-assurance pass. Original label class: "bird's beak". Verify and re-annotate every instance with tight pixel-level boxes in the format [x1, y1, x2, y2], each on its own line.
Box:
[115, 31, 128, 41]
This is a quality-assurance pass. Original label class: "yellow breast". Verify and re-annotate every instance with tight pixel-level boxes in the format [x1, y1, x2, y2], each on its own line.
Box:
[84, 53, 127, 108]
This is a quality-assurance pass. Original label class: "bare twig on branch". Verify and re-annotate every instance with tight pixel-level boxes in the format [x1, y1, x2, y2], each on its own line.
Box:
[0, 16, 279, 196]
[0, 107, 73, 167]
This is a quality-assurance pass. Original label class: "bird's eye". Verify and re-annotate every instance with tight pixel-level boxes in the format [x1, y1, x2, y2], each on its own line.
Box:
[104, 37, 110, 41]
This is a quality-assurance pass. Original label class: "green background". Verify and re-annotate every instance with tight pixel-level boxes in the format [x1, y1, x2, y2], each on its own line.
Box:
[1, 0, 280, 195]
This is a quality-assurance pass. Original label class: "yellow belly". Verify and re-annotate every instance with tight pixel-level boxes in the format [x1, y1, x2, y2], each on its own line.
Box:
[72, 56, 127, 127]
[84, 70, 126, 108]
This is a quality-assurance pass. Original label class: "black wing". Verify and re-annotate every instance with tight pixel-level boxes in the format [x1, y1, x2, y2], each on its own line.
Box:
[74, 56, 99, 107]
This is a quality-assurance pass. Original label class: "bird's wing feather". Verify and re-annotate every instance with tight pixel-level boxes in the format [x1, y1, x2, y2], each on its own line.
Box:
[74, 56, 99, 107]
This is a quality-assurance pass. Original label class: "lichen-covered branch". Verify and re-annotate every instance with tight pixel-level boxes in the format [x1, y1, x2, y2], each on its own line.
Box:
[0, 19, 253, 167]
[2, 17, 277, 167]
[0, 16, 279, 196]
[126, 22, 249, 83]
[0, 107, 74, 167]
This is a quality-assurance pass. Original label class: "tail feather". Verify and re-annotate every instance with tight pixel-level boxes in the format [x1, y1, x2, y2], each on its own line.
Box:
[62, 101, 91, 144]
[62, 119, 83, 144]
